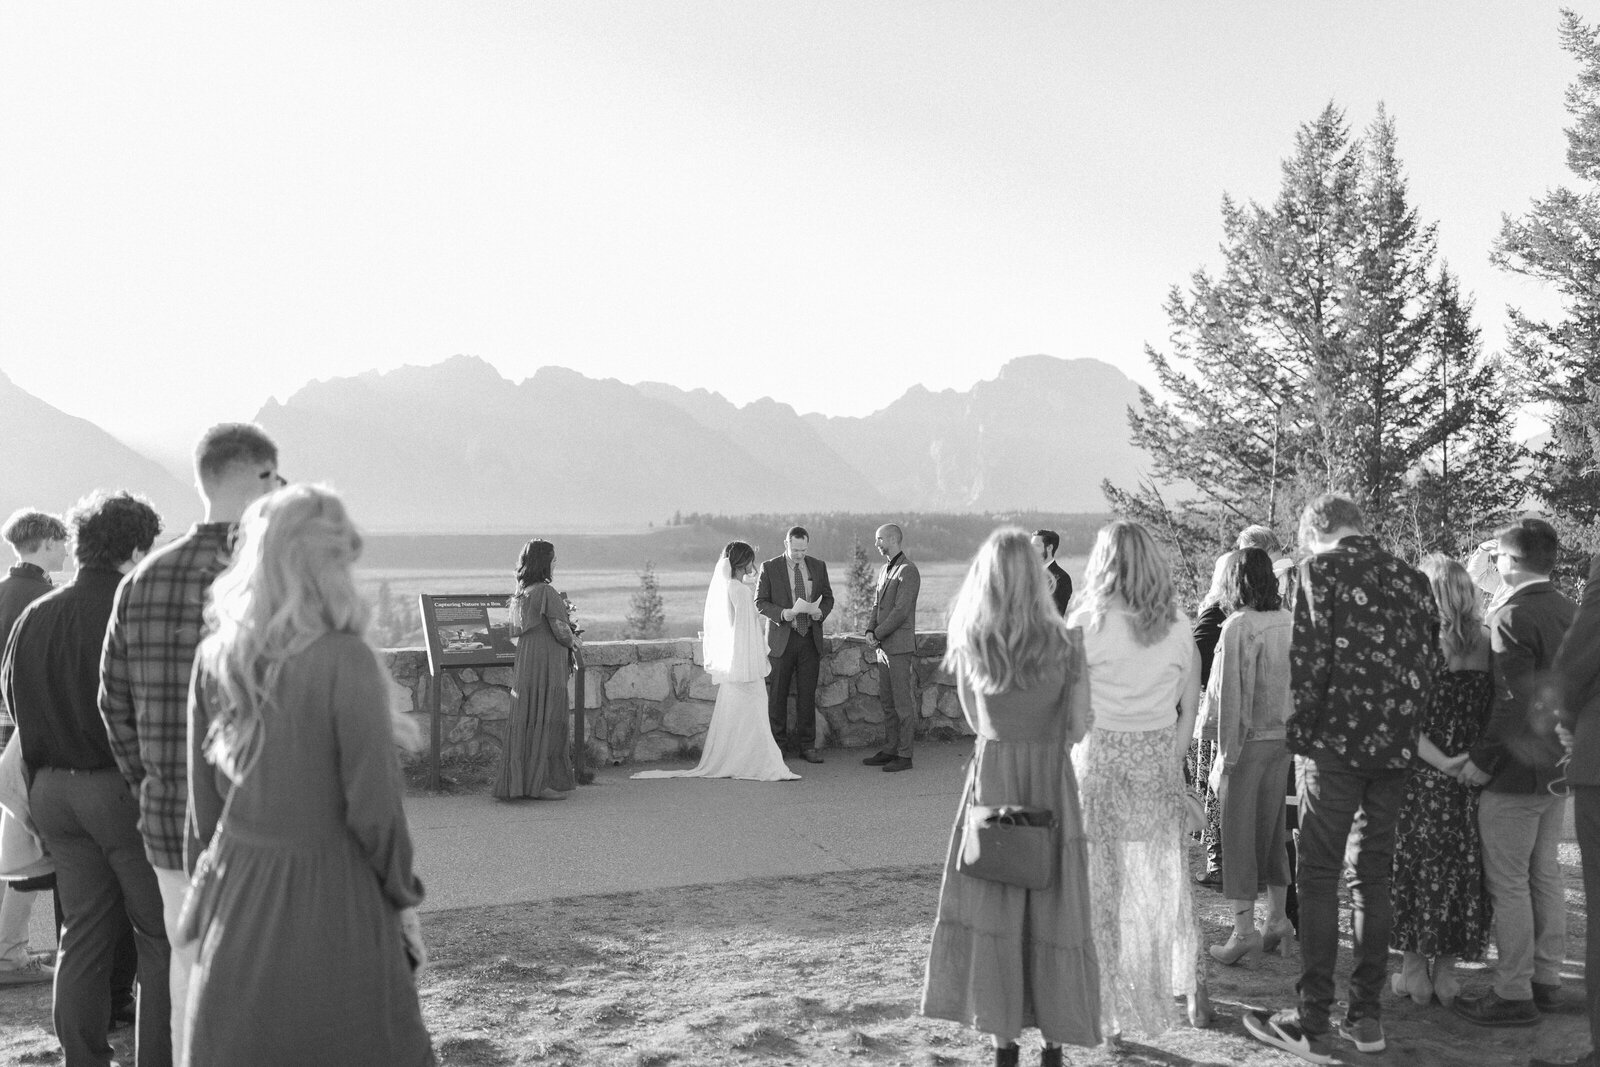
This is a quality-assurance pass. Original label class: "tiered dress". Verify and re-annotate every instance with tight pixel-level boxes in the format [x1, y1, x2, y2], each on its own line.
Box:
[494, 583, 576, 799]
[921, 646, 1101, 1047]
[1389, 668, 1494, 960]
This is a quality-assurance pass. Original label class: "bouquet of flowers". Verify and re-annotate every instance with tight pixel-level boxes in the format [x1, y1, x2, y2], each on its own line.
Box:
[559, 591, 584, 637]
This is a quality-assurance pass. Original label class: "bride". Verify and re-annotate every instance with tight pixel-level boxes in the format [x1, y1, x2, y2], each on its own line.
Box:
[632, 541, 800, 782]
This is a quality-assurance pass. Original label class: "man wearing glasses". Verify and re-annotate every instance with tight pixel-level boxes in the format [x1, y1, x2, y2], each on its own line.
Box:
[99, 422, 281, 1060]
[1456, 518, 1577, 1028]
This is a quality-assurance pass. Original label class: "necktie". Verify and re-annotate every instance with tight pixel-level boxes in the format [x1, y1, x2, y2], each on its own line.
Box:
[793, 559, 810, 635]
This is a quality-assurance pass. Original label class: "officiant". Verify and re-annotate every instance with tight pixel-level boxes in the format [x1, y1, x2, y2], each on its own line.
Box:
[863, 523, 920, 773]
[756, 526, 834, 765]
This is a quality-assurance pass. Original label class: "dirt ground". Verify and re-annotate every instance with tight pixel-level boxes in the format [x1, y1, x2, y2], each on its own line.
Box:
[0, 850, 1591, 1066]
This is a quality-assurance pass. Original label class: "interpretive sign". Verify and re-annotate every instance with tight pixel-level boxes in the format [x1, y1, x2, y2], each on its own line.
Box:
[418, 593, 518, 673]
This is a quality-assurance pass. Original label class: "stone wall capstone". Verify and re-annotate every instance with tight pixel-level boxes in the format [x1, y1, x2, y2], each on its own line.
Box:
[382, 633, 968, 769]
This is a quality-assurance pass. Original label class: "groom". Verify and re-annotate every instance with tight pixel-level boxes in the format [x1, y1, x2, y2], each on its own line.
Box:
[756, 526, 833, 764]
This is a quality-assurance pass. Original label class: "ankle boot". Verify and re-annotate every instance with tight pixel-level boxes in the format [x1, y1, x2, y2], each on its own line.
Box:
[1387, 950, 1430, 1006]
[994, 1043, 1019, 1067]
[1432, 955, 1461, 1008]
[1040, 1046, 1063, 1067]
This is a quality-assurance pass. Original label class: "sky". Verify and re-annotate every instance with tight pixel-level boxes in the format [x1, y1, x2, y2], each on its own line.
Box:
[2, 1, 1593, 467]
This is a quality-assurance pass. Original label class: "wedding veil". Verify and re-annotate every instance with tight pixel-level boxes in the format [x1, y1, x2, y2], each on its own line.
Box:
[701, 556, 738, 681]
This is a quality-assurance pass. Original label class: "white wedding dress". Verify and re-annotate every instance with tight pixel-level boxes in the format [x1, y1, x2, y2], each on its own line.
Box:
[631, 559, 800, 782]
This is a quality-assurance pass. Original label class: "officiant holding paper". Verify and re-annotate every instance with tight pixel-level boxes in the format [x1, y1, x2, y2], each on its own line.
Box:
[756, 526, 833, 764]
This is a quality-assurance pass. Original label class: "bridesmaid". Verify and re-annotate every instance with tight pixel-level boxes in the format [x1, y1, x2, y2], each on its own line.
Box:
[493, 539, 581, 800]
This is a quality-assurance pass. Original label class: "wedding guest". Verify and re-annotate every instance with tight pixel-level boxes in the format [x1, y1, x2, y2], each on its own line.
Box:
[494, 539, 580, 800]
[1465, 538, 1511, 610]
[1244, 494, 1436, 1062]
[863, 523, 920, 772]
[1190, 550, 1238, 889]
[183, 484, 432, 1066]
[1030, 529, 1074, 615]
[3, 491, 170, 1066]
[1068, 521, 1207, 1036]
[100, 422, 282, 1053]
[921, 527, 1100, 1066]
[1553, 547, 1600, 1067]
[756, 527, 834, 764]
[1201, 548, 1295, 966]
[0, 508, 67, 988]
[1389, 555, 1493, 1008]
[1456, 519, 1576, 1027]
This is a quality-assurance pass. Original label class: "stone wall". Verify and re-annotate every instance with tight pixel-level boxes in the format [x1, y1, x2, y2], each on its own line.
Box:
[383, 633, 968, 768]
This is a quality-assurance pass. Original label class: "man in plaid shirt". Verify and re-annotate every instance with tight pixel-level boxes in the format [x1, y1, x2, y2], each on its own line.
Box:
[99, 423, 280, 1055]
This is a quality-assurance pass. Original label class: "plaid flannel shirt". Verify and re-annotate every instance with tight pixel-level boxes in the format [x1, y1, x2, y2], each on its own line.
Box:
[99, 523, 234, 870]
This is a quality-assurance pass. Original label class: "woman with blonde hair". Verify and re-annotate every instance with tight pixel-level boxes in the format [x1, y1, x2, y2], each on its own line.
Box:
[1067, 520, 1206, 1037]
[1388, 553, 1493, 1007]
[182, 485, 433, 1066]
[922, 528, 1100, 1067]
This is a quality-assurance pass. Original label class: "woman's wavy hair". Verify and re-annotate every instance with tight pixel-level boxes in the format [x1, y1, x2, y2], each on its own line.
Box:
[1199, 550, 1239, 613]
[515, 539, 554, 587]
[1078, 520, 1179, 646]
[196, 484, 420, 783]
[724, 540, 756, 577]
[942, 527, 1074, 695]
[1226, 547, 1284, 612]
[1419, 553, 1485, 661]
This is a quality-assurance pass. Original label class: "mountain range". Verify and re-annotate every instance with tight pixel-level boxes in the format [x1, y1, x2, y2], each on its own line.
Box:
[0, 355, 1151, 532]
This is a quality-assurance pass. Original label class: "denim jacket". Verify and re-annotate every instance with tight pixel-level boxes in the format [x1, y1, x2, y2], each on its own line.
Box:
[1205, 608, 1293, 768]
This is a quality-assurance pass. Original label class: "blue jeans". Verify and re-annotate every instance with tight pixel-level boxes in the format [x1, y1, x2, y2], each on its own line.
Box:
[1294, 758, 1406, 1034]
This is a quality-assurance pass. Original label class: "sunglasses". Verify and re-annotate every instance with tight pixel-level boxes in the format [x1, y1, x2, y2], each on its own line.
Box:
[258, 470, 288, 489]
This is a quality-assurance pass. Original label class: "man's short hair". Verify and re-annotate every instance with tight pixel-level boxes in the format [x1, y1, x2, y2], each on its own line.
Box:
[1236, 524, 1282, 554]
[1300, 494, 1366, 538]
[194, 423, 278, 485]
[1032, 529, 1060, 555]
[786, 525, 810, 542]
[1, 509, 67, 554]
[1495, 517, 1560, 576]
[67, 491, 162, 569]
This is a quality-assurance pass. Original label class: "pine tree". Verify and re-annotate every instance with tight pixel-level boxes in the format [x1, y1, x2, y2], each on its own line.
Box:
[1494, 10, 1600, 535]
[625, 561, 666, 639]
[1106, 104, 1517, 590]
[843, 539, 876, 631]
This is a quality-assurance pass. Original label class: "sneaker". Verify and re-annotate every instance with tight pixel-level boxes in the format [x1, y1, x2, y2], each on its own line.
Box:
[1453, 990, 1540, 1027]
[1242, 1008, 1336, 1065]
[0, 956, 54, 986]
[1336, 1015, 1386, 1053]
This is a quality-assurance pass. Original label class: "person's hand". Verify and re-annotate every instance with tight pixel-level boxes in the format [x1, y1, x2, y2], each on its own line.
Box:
[781, 607, 796, 622]
[1457, 759, 1492, 787]
[398, 906, 427, 975]
[806, 601, 823, 618]
[1441, 752, 1469, 778]
[1557, 724, 1576, 754]
[864, 631, 878, 648]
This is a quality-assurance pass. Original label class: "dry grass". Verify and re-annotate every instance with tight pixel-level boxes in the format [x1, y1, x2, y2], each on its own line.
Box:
[0, 852, 1591, 1066]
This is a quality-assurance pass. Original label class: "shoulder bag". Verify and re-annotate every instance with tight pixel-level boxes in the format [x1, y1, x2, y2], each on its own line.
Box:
[955, 766, 1059, 890]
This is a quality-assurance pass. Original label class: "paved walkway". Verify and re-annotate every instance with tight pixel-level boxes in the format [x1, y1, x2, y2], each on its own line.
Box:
[406, 741, 972, 912]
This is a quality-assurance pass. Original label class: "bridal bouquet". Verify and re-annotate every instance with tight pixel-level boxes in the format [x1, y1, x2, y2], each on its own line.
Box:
[559, 591, 584, 637]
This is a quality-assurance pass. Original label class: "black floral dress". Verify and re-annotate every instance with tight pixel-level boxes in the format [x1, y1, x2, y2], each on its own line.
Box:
[1389, 668, 1493, 960]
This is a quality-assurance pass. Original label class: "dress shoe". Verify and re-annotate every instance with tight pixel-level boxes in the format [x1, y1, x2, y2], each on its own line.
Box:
[1454, 990, 1540, 1027]
[882, 757, 913, 772]
[1208, 929, 1262, 966]
[862, 751, 895, 766]
[1534, 981, 1565, 1012]
[801, 749, 824, 764]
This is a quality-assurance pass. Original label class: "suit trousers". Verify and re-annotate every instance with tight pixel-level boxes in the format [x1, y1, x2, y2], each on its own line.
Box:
[31, 767, 171, 1067]
[768, 636, 821, 750]
[876, 652, 916, 758]
[1294, 758, 1405, 1034]
[1477, 789, 1567, 1001]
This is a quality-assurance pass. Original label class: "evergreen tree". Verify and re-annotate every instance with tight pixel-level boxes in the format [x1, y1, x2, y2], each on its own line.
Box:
[1106, 104, 1517, 590]
[625, 561, 666, 639]
[1494, 10, 1600, 536]
[843, 538, 876, 631]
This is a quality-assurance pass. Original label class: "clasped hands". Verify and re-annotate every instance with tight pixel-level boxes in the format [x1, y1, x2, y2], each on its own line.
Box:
[1440, 752, 1493, 787]
[782, 599, 823, 624]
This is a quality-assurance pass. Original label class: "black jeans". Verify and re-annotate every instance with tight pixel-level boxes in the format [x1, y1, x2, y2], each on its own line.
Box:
[767, 636, 821, 750]
[1294, 758, 1406, 1034]
[1575, 786, 1600, 1053]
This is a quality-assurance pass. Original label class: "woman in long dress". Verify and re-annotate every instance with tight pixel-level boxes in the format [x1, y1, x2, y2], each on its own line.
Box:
[1067, 520, 1206, 1038]
[633, 541, 799, 782]
[494, 539, 581, 800]
[921, 527, 1100, 1067]
[183, 484, 433, 1066]
[1388, 554, 1493, 1006]
[1189, 550, 1237, 887]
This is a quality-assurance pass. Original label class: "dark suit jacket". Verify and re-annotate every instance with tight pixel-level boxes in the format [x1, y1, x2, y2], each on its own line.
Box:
[756, 554, 833, 657]
[868, 553, 919, 656]
[1472, 581, 1577, 794]
[1555, 553, 1600, 788]
[1046, 561, 1073, 616]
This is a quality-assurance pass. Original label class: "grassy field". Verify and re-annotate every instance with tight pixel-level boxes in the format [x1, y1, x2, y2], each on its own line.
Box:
[358, 557, 1090, 643]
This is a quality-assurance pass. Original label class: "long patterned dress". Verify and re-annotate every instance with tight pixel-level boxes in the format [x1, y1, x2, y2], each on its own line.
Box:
[493, 583, 576, 799]
[1389, 668, 1494, 960]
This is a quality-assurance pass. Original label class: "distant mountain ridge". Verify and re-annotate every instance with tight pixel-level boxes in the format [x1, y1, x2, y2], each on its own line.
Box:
[252, 354, 1150, 530]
